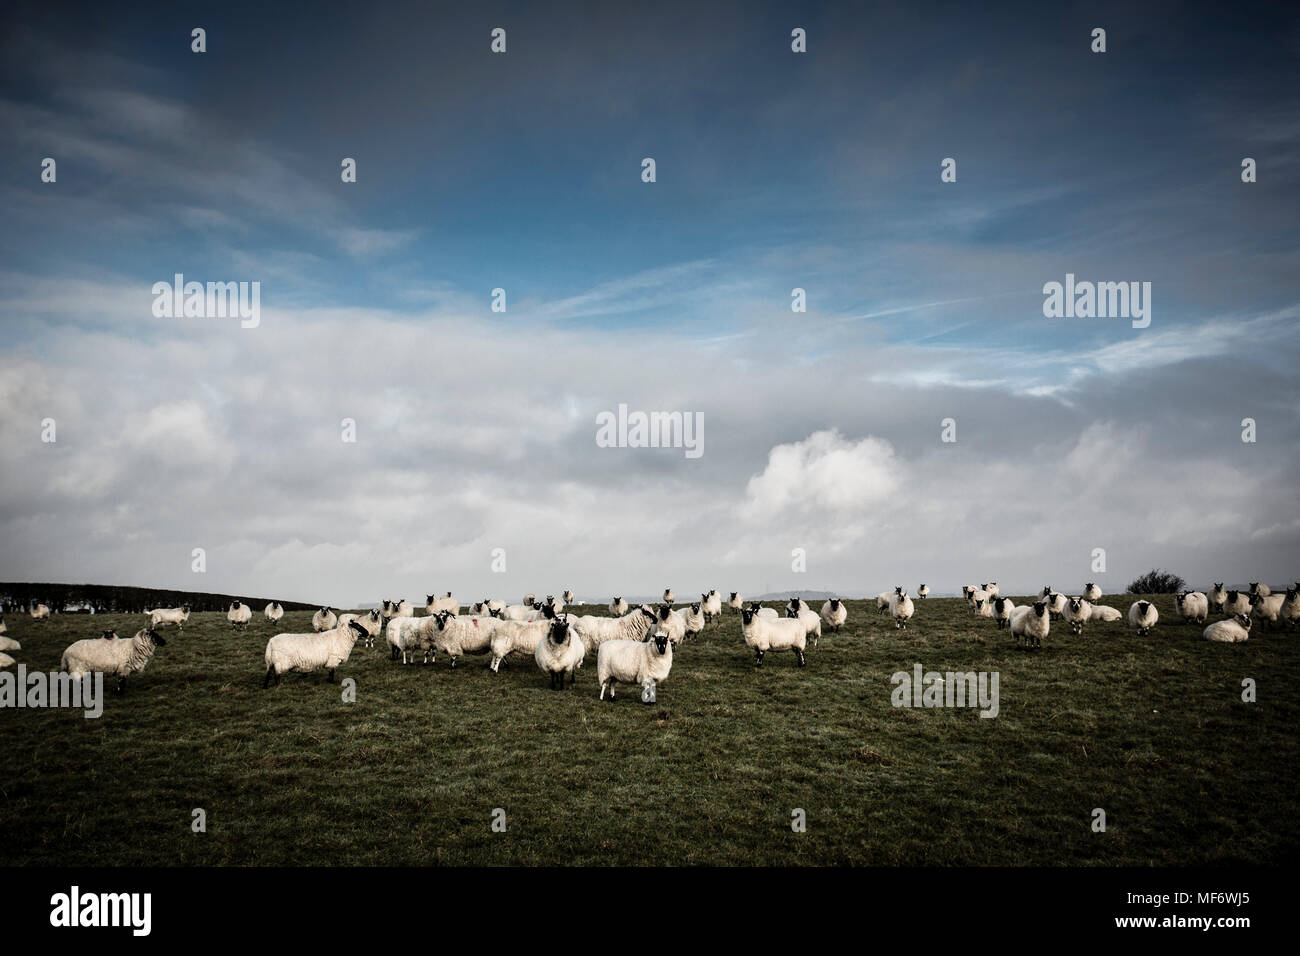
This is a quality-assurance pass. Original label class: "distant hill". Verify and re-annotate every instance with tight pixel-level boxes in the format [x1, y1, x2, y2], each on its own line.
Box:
[0, 582, 319, 615]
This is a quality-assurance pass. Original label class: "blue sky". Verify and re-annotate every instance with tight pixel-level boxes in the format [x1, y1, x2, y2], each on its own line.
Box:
[1, 0, 1297, 603]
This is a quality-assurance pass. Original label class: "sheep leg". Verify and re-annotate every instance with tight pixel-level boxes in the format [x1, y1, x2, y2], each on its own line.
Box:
[795, 648, 806, 667]
[115, 676, 126, 695]
[754, 649, 764, 668]
[263, 666, 275, 689]
[326, 669, 336, 683]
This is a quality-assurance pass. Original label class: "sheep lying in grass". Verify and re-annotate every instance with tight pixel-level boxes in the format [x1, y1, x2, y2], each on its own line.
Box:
[1249, 591, 1286, 627]
[338, 609, 383, 648]
[727, 592, 743, 612]
[1089, 604, 1123, 624]
[227, 600, 252, 630]
[571, 605, 657, 654]
[62, 628, 167, 694]
[1203, 613, 1252, 643]
[150, 605, 191, 630]
[1128, 600, 1158, 636]
[786, 602, 822, 647]
[1223, 590, 1251, 616]
[821, 598, 847, 632]
[890, 588, 914, 630]
[312, 607, 338, 633]
[609, 596, 629, 616]
[1084, 583, 1102, 602]
[264, 602, 284, 624]
[30, 604, 50, 620]
[264, 620, 366, 687]
[387, 616, 435, 664]
[702, 590, 723, 624]
[741, 606, 807, 667]
[489, 618, 551, 672]
[430, 611, 500, 667]
[993, 597, 1016, 630]
[917, 584, 929, 599]
[1010, 601, 1050, 649]
[0, 635, 20, 653]
[598, 628, 673, 701]
[535, 615, 584, 689]
[1208, 584, 1227, 614]
[1174, 591, 1209, 624]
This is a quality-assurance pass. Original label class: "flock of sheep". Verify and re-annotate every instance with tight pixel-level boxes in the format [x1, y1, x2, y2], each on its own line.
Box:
[3, 579, 1294, 701]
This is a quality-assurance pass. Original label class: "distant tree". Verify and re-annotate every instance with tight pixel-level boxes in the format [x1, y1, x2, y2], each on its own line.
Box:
[1127, 569, 1185, 594]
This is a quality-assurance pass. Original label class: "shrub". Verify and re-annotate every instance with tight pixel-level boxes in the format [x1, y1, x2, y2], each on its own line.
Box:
[1126, 569, 1185, 594]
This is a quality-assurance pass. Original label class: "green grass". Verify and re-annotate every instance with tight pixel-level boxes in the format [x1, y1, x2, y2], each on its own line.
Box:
[1, 595, 1295, 866]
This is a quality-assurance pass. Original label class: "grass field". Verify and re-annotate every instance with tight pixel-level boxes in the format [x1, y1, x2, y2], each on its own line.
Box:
[1, 595, 1295, 866]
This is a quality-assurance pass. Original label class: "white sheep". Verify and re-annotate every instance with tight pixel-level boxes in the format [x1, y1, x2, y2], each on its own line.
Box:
[30, 603, 51, 620]
[1010, 601, 1050, 648]
[1281, 588, 1300, 630]
[542, 594, 565, 613]
[993, 596, 1016, 630]
[338, 609, 383, 648]
[973, 596, 994, 618]
[1248, 582, 1271, 598]
[1064, 597, 1091, 635]
[984, 582, 1000, 598]
[425, 592, 459, 615]
[149, 605, 191, 630]
[523, 593, 536, 607]
[1203, 613, 1252, 643]
[227, 600, 253, 630]
[1174, 591, 1209, 624]
[489, 618, 550, 672]
[430, 611, 500, 667]
[1249, 591, 1286, 626]
[562, 590, 575, 604]
[890, 588, 914, 629]
[820, 598, 847, 632]
[1084, 583, 1102, 602]
[609, 596, 629, 616]
[916, 584, 929, 599]
[535, 615, 585, 689]
[486, 598, 505, 615]
[701, 590, 723, 624]
[571, 605, 657, 654]
[264, 620, 366, 687]
[1043, 592, 1067, 620]
[786, 603, 822, 647]
[967, 588, 988, 607]
[386, 616, 435, 664]
[1223, 590, 1251, 616]
[392, 599, 414, 619]
[0, 615, 6, 635]
[727, 592, 743, 612]
[0, 652, 13, 668]
[0, 635, 20, 652]
[1089, 604, 1123, 624]
[61, 627, 168, 693]
[747, 602, 779, 621]
[1128, 600, 1158, 636]
[502, 602, 544, 622]
[1039, 585, 1053, 599]
[875, 592, 893, 616]
[677, 603, 705, 641]
[264, 602, 284, 624]
[654, 605, 687, 646]
[312, 607, 338, 633]
[1208, 584, 1228, 613]
[740, 605, 807, 667]
[598, 629, 673, 701]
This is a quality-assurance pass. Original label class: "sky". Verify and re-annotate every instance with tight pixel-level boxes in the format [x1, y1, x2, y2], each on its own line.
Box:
[1, 0, 1297, 606]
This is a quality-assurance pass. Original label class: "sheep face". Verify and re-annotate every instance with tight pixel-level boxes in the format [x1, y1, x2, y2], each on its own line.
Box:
[146, 629, 166, 647]
[548, 616, 572, 646]
[433, 610, 453, 631]
[830, 599, 841, 610]
[741, 608, 757, 626]
[182, 604, 191, 613]
[651, 630, 670, 655]
[975, 599, 985, 611]
[231, 601, 241, 610]
[1068, 598, 1084, 614]
[1137, 601, 1151, 615]
[101, 630, 115, 640]
[729, 592, 738, 600]
[1032, 601, 1048, 619]
[1236, 614, 1253, 631]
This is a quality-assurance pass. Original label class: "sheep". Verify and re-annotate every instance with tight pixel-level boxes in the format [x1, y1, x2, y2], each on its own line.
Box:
[149, 605, 191, 630]
[598, 629, 673, 701]
[961, 586, 976, 602]
[227, 600, 253, 630]
[1281, 588, 1300, 630]
[747, 602, 779, 620]
[1249, 591, 1286, 627]
[392, 599, 414, 619]
[1010, 601, 1050, 649]
[62, 627, 168, 694]
[386, 616, 435, 664]
[984, 582, 1000, 598]
[786, 603, 822, 647]
[489, 618, 551, 672]
[727, 592, 743, 612]
[429, 611, 501, 667]
[264, 620, 366, 687]
[993, 596, 1016, 630]
[1128, 600, 1158, 636]
[486, 599, 505, 615]
[523, 593, 536, 607]
[917, 584, 929, 599]
[545, 594, 565, 613]
[30, 603, 51, 620]
[562, 590, 575, 604]
[380, 599, 396, 624]
[677, 603, 706, 641]
[1039, 586, 1053, 599]
[338, 609, 383, 648]
[820, 598, 847, 632]
[0, 652, 13, 668]
[571, 605, 657, 654]
[535, 615, 585, 689]
[663, 588, 675, 604]
[1174, 591, 1209, 624]
[1064, 597, 1091, 635]
[1045, 592, 1068, 620]
[0, 635, 20, 653]
[1248, 582, 1271, 598]
[0, 615, 5, 635]
[967, 588, 988, 608]
[973, 596, 994, 619]
[1088, 604, 1123, 624]
[740, 605, 806, 667]
[312, 607, 338, 633]
[1084, 583, 1102, 602]
[425, 592, 459, 615]
[875, 592, 893, 615]
[502, 602, 544, 622]
[701, 590, 723, 624]
[1203, 613, 1252, 644]
[786, 597, 812, 615]
[1208, 584, 1228, 613]
[1223, 590, 1251, 616]
[264, 602, 284, 624]
[609, 597, 629, 616]
[654, 604, 686, 646]
[890, 588, 914, 629]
